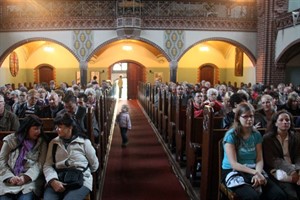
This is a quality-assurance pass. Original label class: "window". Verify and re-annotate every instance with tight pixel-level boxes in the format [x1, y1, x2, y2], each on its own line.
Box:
[289, 0, 300, 12]
[113, 63, 128, 71]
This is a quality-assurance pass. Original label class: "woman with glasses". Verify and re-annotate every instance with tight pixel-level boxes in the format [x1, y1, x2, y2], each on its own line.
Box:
[43, 113, 99, 200]
[263, 110, 300, 200]
[222, 102, 286, 200]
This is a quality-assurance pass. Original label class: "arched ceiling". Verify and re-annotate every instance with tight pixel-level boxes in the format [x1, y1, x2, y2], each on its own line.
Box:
[195, 40, 235, 58]
[90, 39, 164, 63]
[16, 39, 236, 64]
[15, 41, 52, 59]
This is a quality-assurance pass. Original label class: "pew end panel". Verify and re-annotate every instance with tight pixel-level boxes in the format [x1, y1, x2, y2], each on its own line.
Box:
[218, 139, 239, 200]
[201, 106, 229, 200]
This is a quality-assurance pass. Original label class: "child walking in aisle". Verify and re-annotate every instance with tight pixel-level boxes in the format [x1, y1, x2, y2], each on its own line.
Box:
[116, 104, 132, 147]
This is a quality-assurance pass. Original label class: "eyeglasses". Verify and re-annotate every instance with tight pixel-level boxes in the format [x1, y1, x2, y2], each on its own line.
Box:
[240, 115, 254, 119]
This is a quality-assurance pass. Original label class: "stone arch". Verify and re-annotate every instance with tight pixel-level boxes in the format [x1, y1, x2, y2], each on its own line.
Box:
[178, 37, 256, 66]
[0, 37, 79, 66]
[87, 37, 171, 62]
[275, 39, 300, 69]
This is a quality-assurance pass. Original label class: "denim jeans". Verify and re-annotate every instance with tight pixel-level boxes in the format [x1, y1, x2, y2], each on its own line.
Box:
[120, 127, 128, 145]
[0, 192, 34, 200]
[43, 185, 90, 200]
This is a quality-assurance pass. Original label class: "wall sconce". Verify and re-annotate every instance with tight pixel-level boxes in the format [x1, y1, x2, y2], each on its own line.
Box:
[292, 11, 299, 26]
[149, 70, 154, 74]
[100, 70, 105, 74]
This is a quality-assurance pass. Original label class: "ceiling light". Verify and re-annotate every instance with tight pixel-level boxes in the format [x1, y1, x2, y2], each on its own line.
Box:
[44, 43, 54, 52]
[199, 46, 209, 52]
[122, 45, 132, 51]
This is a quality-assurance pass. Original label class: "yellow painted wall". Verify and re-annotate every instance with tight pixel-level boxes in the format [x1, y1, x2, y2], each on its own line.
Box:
[146, 67, 170, 84]
[223, 48, 255, 84]
[178, 46, 226, 84]
[0, 48, 34, 86]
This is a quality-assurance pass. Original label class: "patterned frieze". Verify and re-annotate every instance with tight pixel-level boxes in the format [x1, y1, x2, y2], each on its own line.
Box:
[0, 1, 257, 32]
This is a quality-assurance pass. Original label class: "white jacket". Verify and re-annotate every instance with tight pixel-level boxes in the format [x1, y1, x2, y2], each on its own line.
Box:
[0, 133, 47, 196]
[43, 136, 99, 191]
[116, 111, 132, 129]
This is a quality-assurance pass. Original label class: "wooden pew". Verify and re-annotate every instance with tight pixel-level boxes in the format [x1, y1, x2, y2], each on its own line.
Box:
[149, 85, 155, 123]
[161, 90, 169, 142]
[138, 82, 147, 112]
[145, 83, 151, 116]
[201, 106, 228, 200]
[153, 87, 159, 128]
[157, 89, 163, 134]
[87, 107, 101, 200]
[167, 92, 176, 152]
[185, 101, 224, 185]
[175, 95, 187, 166]
[95, 97, 105, 169]
[185, 100, 203, 183]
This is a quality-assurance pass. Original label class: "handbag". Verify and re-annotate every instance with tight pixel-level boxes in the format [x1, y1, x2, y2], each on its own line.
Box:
[52, 144, 88, 190]
[57, 168, 85, 190]
[270, 169, 293, 182]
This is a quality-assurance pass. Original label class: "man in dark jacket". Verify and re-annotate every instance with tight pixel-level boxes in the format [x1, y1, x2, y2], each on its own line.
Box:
[57, 94, 100, 143]
[40, 92, 64, 118]
[15, 89, 43, 118]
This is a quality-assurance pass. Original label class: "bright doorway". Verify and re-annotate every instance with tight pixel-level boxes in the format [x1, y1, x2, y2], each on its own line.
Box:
[112, 63, 127, 100]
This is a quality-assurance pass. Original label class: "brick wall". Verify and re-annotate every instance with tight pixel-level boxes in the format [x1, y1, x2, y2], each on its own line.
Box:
[256, 0, 289, 86]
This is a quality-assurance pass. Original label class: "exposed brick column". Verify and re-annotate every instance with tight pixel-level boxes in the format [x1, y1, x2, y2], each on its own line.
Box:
[256, 0, 288, 86]
[270, 0, 289, 85]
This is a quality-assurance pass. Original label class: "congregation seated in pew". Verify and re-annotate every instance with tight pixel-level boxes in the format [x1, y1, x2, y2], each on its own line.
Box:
[43, 113, 99, 200]
[0, 94, 20, 131]
[15, 89, 43, 118]
[221, 102, 287, 200]
[203, 88, 223, 116]
[254, 94, 276, 128]
[222, 93, 247, 129]
[0, 115, 47, 200]
[263, 110, 300, 200]
[192, 92, 205, 118]
[39, 92, 64, 118]
[57, 94, 100, 143]
[138, 81, 300, 200]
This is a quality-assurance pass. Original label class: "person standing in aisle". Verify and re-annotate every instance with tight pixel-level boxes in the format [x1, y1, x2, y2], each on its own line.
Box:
[118, 75, 123, 99]
[116, 104, 131, 147]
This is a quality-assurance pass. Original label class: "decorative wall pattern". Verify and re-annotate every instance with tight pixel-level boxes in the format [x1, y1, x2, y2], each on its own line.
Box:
[72, 30, 94, 61]
[164, 30, 184, 60]
[0, 1, 257, 32]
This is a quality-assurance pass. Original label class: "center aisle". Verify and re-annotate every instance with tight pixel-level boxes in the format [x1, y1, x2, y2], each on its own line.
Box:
[101, 100, 190, 200]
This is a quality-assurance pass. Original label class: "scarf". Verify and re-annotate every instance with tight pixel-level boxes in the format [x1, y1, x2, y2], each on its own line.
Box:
[13, 138, 35, 176]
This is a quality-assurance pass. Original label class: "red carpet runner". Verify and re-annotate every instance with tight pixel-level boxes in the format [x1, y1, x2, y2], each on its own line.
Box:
[101, 100, 190, 200]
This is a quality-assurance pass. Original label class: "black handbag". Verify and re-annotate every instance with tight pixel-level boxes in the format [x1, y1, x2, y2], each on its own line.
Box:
[52, 144, 88, 190]
[57, 168, 85, 190]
